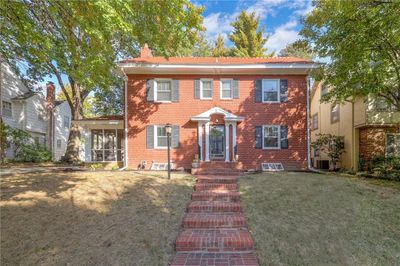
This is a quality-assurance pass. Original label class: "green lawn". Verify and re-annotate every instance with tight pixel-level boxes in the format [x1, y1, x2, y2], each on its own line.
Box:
[239, 172, 400, 266]
[1, 171, 195, 266]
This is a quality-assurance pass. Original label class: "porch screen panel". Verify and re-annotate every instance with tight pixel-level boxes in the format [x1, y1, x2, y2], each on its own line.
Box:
[104, 130, 116, 161]
[91, 130, 103, 161]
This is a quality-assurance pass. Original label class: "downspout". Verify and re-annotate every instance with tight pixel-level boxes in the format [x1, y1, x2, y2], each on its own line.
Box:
[119, 69, 128, 170]
[307, 75, 324, 173]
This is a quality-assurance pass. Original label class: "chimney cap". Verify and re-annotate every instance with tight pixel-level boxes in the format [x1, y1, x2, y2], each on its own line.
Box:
[46, 81, 55, 85]
[140, 43, 153, 58]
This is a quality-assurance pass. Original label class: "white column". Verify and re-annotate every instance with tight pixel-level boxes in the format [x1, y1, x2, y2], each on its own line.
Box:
[232, 123, 237, 161]
[198, 122, 203, 161]
[205, 122, 210, 162]
[225, 123, 230, 162]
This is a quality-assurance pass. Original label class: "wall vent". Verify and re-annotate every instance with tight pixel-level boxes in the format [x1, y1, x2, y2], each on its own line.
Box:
[261, 163, 284, 172]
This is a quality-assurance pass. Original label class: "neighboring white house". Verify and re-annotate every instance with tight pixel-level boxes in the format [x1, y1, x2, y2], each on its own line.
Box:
[53, 100, 71, 161]
[0, 58, 71, 161]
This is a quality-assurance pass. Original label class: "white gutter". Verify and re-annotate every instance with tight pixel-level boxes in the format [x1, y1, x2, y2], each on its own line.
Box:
[118, 62, 317, 69]
[120, 69, 129, 170]
[306, 76, 324, 173]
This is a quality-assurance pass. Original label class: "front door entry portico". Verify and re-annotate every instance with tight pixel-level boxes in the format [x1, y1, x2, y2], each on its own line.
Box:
[210, 125, 225, 159]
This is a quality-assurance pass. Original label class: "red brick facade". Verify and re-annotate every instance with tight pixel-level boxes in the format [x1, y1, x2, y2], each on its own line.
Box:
[359, 126, 398, 167]
[126, 74, 308, 170]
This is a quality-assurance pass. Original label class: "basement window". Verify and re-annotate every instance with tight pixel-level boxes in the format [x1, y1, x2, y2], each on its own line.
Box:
[262, 163, 284, 172]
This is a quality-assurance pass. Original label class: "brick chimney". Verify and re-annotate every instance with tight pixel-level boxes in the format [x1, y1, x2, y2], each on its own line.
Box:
[46, 82, 55, 109]
[46, 81, 56, 156]
[140, 43, 153, 58]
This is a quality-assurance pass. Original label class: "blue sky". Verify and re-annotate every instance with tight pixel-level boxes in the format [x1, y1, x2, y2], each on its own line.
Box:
[39, 0, 313, 93]
[194, 0, 313, 53]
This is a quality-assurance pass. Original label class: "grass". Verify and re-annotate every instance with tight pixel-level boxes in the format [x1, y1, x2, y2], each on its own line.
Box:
[0, 171, 195, 266]
[239, 172, 400, 266]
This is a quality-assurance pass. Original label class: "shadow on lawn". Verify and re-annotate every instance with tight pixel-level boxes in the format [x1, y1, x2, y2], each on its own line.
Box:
[0, 172, 194, 266]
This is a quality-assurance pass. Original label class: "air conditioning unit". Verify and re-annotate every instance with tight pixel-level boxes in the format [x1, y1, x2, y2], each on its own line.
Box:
[261, 163, 284, 172]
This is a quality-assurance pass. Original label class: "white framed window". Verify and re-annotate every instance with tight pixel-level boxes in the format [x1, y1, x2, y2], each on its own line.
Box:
[331, 104, 340, 123]
[220, 79, 233, 99]
[200, 79, 213, 99]
[155, 79, 172, 102]
[386, 133, 400, 157]
[56, 139, 62, 148]
[2, 101, 12, 117]
[312, 113, 318, 130]
[63, 116, 70, 128]
[321, 85, 328, 99]
[263, 125, 280, 149]
[262, 79, 280, 103]
[155, 125, 168, 148]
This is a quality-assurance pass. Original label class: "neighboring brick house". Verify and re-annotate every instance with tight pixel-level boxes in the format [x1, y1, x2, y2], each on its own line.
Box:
[112, 45, 316, 172]
[310, 81, 400, 171]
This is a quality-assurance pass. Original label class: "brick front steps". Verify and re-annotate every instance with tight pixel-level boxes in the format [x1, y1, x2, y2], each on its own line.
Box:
[170, 175, 259, 266]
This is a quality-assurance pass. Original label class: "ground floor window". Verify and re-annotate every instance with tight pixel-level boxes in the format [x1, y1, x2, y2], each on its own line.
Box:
[263, 125, 280, 149]
[91, 129, 123, 162]
[156, 126, 168, 148]
[386, 133, 400, 157]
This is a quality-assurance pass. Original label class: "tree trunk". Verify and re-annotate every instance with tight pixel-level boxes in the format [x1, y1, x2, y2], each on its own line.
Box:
[63, 83, 84, 163]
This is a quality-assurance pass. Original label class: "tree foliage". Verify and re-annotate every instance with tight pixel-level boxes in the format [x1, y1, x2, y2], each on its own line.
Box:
[301, 0, 400, 110]
[0, 0, 203, 162]
[279, 40, 315, 60]
[229, 11, 272, 57]
[212, 35, 230, 57]
[312, 133, 345, 171]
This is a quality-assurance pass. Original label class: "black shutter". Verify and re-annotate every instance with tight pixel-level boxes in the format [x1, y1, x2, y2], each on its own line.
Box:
[232, 79, 239, 99]
[171, 125, 180, 148]
[194, 80, 201, 99]
[146, 125, 154, 149]
[171, 80, 179, 102]
[280, 79, 288, 102]
[255, 80, 262, 102]
[146, 79, 154, 102]
[255, 126, 263, 149]
[280, 125, 288, 149]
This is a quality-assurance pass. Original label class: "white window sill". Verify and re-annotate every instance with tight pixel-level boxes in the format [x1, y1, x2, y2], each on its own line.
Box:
[262, 147, 281, 150]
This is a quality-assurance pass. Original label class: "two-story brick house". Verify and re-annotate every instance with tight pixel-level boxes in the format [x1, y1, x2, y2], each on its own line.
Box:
[111, 46, 316, 172]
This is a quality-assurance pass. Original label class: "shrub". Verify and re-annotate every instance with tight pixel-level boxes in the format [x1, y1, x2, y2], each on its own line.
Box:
[311, 133, 345, 170]
[4, 126, 52, 163]
[369, 156, 400, 181]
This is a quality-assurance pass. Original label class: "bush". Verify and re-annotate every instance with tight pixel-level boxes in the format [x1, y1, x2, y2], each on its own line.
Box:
[369, 156, 400, 181]
[3, 125, 52, 163]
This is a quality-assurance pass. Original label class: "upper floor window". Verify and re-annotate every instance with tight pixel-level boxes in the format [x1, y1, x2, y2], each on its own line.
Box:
[155, 80, 172, 102]
[321, 85, 328, 99]
[63, 116, 70, 128]
[386, 134, 400, 157]
[263, 125, 280, 149]
[331, 104, 340, 123]
[201, 79, 213, 99]
[2, 101, 12, 118]
[312, 113, 318, 130]
[374, 97, 394, 112]
[220, 79, 233, 99]
[262, 79, 279, 103]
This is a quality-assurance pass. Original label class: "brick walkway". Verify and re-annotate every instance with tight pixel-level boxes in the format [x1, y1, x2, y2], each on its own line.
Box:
[170, 175, 259, 266]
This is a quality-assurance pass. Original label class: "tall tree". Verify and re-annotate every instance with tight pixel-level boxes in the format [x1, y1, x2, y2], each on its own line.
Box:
[212, 35, 230, 57]
[301, 0, 400, 110]
[279, 40, 315, 60]
[229, 11, 272, 57]
[178, 32, 212, 56]
[56, 86, 95, 118]
[0, 0, 203, 162]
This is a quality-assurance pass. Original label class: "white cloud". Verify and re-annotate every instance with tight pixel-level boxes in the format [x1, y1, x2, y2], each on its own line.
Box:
[203, 12, 236, 41]
[265, 20, 300, 53]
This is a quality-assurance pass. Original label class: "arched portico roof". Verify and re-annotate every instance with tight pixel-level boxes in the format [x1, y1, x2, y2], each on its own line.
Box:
[191, 107, 244, 122]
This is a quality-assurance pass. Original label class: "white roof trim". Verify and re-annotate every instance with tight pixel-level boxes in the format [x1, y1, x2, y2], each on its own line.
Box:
[72, 120, 123, 126]
[119, 62, 317, 69]
[191, 107, 244, 122]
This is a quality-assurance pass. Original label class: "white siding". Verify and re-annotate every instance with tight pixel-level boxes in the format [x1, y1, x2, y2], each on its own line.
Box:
[24, 94, 48, 134]
[53, 102, 71, 161]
